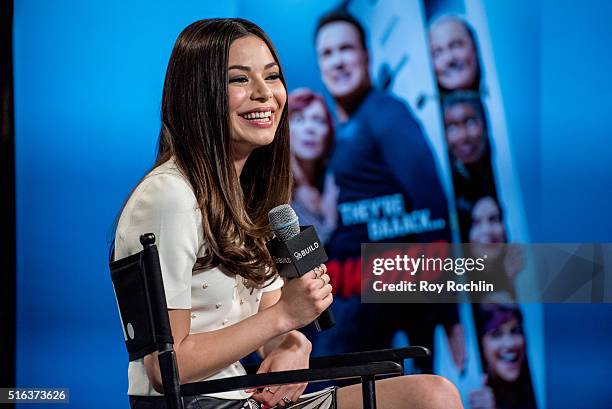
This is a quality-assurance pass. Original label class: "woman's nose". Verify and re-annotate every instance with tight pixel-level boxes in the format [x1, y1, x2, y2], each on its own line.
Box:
[304, 126, 317, 136]
[453, 127, 467, 143]
[251, 79, 273, 101]
[481, 223, 495, 238]
[500, 335, 517, 349]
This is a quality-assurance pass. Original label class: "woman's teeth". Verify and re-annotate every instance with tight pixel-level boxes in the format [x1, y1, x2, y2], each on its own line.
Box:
[499, 351, 518, 362]
[242, 111, 272, 120]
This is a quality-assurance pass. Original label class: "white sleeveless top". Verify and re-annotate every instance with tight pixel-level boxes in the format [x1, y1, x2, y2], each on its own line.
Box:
[114, 159, 283, 399]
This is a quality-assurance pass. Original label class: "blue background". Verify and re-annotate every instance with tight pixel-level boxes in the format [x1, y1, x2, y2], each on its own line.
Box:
[13, 0, 612, 408]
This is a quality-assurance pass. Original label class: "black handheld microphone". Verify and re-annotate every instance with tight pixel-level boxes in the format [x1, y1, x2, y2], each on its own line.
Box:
[267, 204, 335, 332]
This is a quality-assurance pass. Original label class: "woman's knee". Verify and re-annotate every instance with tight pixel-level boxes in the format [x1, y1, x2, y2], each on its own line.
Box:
[411, 375, 462, 409]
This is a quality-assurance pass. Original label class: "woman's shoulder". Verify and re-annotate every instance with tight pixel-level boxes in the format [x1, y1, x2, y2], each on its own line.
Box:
[136, 159, 195, 206]
[118, 159, 199, 232]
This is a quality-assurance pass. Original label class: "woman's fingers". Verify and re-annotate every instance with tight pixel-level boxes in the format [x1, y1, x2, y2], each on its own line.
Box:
[469, 385, 495, 409]
[301, 269, 332, 301]
[259, 384, 304, 407]
[272, 387, 290, 407]
[303, 264, 327, 280]
[314, 277, 332, 298]
[317, 273, 330, 288]
[270, 383, 306, 407]
[251, 386, 279, 406]
[277, 264, 333, 329]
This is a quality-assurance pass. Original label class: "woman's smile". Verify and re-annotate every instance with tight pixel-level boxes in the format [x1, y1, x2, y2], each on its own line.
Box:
[238, 106, 276, 128]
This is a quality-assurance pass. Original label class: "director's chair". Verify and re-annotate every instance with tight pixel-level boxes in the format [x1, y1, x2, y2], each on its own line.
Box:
[109, 233, 430, 409]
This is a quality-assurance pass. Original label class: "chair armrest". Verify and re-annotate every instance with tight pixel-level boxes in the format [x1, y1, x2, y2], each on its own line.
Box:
[180, 361, 402, 396]
[308, 346, 430, 369]
[241, 346, 430, 374]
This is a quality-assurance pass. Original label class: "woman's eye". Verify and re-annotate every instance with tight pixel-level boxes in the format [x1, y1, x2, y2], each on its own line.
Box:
[446, 124, 459, 136]
[291, 113, 304, 123]
[490, 328, 502, 338]
[229, 76, 248, 84]
[266, 73, 281, 81]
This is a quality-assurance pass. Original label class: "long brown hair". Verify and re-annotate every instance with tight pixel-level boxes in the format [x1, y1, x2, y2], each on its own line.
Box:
[152, 18, 291, 285]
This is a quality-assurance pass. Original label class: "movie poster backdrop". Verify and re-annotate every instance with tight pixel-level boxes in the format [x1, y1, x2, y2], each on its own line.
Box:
[284, 1, 544, 408]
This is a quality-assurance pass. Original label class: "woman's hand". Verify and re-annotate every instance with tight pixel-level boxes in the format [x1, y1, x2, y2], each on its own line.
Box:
[272, 265, 333, 331]
[250, 332, 312, 407]
[469, 375, 496, 409]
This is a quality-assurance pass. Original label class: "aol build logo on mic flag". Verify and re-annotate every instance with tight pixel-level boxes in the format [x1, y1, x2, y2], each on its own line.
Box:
[293, 242, 320, 260]
[267, 226, 327, 278]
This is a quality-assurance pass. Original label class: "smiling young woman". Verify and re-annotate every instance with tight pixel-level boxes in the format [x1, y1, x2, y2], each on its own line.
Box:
[113, 18, 462, 409]
[228, 35, 287, 172]
[113, 18, 333, 409]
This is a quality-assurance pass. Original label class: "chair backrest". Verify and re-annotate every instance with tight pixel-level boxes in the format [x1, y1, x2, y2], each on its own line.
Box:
[109, 233, 174, 360]
[110, 233, 183, 409]
[109, 233, 183, 409]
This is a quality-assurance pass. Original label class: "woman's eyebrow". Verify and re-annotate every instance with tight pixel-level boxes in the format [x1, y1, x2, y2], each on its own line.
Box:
[228, 62, 278, 71]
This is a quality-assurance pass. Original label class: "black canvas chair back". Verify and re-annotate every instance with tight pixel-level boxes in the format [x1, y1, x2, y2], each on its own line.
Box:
[110, 233, 183, 409]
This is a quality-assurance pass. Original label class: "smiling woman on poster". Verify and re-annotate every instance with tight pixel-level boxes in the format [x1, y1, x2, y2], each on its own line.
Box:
[470, 304, 537, 409]
[112, 18, 462, 409]
[288, 88, 338, 245]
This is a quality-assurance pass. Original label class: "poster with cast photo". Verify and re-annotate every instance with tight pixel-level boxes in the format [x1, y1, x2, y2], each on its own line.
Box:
[292, 0, 464, 382]
[276, 0, 544, 407]
[423, 1, 544, 408]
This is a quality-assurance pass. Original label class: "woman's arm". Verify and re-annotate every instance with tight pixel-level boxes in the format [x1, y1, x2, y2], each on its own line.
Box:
[249, 287, 315, 406]
[144, 270, 331, 393]
[145, 303, 289, 392]
[257, 289, 312, 358]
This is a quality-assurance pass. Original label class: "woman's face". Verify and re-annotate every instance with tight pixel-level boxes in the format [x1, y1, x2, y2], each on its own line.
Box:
[228, 35, 287, 153]
[482, 317, 525, 382]
[469, 197, 505, 259]
[290, 100, 330, 161]
[430, 20, 478, 91]
[444, 102, 485, 164]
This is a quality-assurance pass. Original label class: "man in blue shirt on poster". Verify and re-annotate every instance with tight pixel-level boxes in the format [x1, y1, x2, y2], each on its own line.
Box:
[313, 9, 465, 375]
